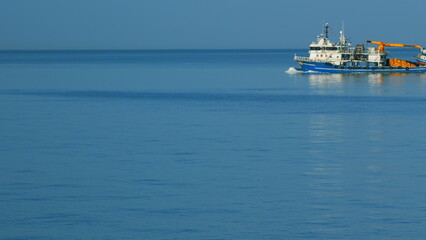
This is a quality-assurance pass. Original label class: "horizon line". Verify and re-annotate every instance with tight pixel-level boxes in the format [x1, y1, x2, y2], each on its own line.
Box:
[0, 48, 306, 52]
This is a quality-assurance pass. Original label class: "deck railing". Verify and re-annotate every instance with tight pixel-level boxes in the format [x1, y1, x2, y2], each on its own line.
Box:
[294, 56, 310, 61]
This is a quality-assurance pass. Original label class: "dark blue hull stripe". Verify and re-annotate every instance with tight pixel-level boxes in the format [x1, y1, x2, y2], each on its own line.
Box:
[299, 61, 426, 73]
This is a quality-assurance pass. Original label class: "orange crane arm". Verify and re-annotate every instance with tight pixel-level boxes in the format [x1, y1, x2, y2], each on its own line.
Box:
[367, 40, 423, 52]
[367, 40, 386, 52]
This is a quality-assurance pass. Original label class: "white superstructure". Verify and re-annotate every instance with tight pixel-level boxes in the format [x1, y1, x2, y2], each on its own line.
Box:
[295, 23, 388, 67]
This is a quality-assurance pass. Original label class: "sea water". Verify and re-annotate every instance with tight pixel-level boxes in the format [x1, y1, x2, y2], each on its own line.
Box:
[1, 49, 426, 239]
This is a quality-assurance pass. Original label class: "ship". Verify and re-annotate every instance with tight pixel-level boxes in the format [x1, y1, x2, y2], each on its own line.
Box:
[294, 23, 426, 73]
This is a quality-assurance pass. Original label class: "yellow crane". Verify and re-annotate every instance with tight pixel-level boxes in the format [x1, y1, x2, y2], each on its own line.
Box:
[367, 40, 423, 52]
[366, 40, 423, 68]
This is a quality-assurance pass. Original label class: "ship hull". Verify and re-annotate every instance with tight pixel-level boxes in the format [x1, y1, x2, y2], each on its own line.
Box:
[299, 61, 426, 73]
[416, 57, 426, 66]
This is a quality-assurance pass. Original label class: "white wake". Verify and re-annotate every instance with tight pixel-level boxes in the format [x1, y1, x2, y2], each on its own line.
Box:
[285, 67, 299, 74]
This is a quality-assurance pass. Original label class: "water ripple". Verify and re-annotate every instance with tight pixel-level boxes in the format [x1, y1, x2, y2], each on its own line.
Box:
[2, 89, 426, 104]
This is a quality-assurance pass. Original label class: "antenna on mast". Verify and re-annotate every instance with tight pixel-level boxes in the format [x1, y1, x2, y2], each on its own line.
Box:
[324, 22, 329, 39]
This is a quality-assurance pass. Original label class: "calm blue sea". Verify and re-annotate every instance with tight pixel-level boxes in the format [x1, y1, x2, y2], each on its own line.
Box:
[1, 49, 426, 239]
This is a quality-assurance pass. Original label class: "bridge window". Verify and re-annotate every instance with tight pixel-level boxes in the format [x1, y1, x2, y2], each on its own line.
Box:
[310, 47, 337, 51]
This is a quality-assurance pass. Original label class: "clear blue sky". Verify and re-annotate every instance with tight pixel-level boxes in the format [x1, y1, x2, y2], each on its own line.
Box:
[0, 0, 425, 50]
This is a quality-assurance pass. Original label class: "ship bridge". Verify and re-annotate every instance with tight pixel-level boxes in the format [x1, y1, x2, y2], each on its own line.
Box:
[306, 23, 352, 65]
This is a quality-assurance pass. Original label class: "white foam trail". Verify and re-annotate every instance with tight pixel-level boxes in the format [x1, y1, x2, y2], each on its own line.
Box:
[285, 67, 299, 74]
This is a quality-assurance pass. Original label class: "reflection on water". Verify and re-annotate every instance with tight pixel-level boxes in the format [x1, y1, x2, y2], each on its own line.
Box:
[307, 113, 345, 188]
[308, 74, 345, 95]
[305, 113, 346, 232]
[308, 73, 396, 88]
[367, 73, 409, 87]
[308, 114, 344, 145]
[308, 74, 344, 87]
[306, 72, 426, 97]
[368, 74, 385, 87]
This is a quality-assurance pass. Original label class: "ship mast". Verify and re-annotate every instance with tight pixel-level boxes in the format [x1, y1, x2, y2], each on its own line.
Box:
[324, 23, 329, 39]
